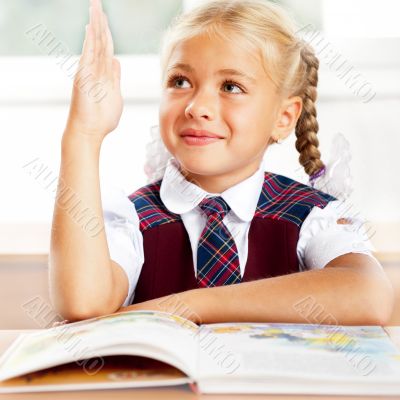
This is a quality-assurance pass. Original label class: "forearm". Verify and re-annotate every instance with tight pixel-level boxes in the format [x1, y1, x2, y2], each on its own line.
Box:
[49, 133, 116, 320]
[191, 259, 394, 326]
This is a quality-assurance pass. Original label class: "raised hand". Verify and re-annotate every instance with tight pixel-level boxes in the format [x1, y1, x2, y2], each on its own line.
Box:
[64, 0, 123, 142]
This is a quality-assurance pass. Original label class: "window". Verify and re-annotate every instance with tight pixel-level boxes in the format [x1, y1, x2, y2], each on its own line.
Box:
[322, 0, 400, 38]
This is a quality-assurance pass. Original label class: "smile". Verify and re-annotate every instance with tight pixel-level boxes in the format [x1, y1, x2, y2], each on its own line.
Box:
[181, 136, 222, 146]
[179, 128, 225, 146]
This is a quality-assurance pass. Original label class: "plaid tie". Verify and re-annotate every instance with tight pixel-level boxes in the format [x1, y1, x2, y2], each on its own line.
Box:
[196, 196, 241, 287]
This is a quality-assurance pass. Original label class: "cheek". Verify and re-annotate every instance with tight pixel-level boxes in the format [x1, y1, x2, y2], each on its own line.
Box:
[159, 99, 173, 136]
[158, 98, 178, 154]
[159, 95, 181, 131]
[226, 103, 268, 138]
[158, 96, 169, 125]
[225, 105, 272, 153]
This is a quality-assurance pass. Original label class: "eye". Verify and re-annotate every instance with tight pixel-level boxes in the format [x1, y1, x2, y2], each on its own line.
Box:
[222, 80, 244, 94]
[167, 74, 191, 89]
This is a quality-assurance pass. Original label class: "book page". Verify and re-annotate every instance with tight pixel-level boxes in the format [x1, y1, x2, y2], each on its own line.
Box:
[384, 326, 400, 351]
[0, 310, 199, 382]
[196, 323, 400, 383]
[0, 355, 191, 394]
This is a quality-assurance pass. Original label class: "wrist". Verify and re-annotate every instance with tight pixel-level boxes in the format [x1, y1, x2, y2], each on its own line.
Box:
[62, 129, 104, 154]
[185, 288, 214, 325]
[62, 117, 107, 146]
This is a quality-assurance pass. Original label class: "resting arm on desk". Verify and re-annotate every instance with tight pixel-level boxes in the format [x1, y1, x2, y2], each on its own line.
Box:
[117, 253, 394, 326]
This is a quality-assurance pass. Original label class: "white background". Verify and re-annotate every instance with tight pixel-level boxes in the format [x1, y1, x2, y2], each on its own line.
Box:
[0, 0, 399, 253]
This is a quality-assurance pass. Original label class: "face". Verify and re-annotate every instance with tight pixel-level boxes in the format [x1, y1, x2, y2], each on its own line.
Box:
[159, 33, 300, 191]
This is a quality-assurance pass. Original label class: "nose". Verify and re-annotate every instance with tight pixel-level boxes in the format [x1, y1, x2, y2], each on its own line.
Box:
[184, 89, 216, 120]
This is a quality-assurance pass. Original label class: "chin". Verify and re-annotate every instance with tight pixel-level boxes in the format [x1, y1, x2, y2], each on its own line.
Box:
[176, 153, 230, 178]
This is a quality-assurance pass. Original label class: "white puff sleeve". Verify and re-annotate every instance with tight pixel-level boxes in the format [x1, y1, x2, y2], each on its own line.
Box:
[297, 199, 378, 271]
[101, 183, 144, 306]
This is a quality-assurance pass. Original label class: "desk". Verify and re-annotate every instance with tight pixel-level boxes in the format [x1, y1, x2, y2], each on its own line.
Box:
[1, 254, 399, 329]
[0, 328, 399, 400]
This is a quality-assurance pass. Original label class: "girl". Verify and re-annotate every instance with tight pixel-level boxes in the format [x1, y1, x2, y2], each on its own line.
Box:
[49, 0, 394, 326]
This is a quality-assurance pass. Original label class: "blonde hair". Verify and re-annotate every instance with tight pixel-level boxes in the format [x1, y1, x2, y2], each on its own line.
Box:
[145, 0, 324, 182]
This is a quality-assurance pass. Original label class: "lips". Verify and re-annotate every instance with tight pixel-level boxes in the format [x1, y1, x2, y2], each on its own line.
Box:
[179, 128, 225, 139]
[179, 128, 224, 146]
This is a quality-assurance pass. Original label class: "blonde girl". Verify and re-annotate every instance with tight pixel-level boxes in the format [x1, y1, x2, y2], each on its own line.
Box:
[49, 0, 393, 325]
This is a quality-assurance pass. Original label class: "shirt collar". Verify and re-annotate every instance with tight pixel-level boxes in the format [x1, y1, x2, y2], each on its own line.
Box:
[160, 157, 264, 222]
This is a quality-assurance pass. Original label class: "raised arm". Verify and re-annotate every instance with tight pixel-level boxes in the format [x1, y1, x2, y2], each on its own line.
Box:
[49, 0, 127, 321]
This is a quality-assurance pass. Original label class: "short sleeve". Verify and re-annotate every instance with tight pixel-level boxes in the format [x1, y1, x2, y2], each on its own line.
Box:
[297, 199, 378, 271]
[101, 183, 144, 306]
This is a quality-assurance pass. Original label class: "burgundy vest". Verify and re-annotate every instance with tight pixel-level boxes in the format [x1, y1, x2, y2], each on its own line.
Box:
[128, 171, 337, 304]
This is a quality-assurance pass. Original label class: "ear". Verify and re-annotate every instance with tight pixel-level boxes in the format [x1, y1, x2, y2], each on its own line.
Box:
[271, 96, 303, 142]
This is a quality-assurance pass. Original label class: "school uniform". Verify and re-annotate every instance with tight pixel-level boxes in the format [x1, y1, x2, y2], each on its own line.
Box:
[102, 157, 376, 307]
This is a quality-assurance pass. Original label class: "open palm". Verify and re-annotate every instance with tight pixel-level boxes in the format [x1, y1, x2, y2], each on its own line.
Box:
[65, 0, 123, 140]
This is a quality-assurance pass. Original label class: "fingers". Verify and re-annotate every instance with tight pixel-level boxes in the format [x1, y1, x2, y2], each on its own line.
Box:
[104, 15, 114, 74]
[91, 0, 113, 75]
[99, 11, 108, 64]
[79, 1, 96, 68]
[79, 0, 115, 79]
[91, 0, 103, 13]
[104, 15, 114, 57]
[92, 2, 102, 62]
[95, 0, 114, 74]
[98, 5, 107, 62]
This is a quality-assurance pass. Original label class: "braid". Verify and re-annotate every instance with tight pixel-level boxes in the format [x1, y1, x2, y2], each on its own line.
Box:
[294, 42, 325, 177]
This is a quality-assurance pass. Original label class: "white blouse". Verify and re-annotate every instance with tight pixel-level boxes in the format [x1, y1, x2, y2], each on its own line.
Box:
[101, 158, 376, 307]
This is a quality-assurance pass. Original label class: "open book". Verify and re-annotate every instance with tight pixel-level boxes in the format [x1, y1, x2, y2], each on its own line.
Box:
[0, 310, 400, 395]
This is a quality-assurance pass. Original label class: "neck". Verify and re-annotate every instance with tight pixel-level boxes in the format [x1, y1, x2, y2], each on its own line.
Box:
[180, 159, 262, 194]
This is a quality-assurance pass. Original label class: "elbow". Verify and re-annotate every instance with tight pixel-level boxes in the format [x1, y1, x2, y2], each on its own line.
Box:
[363, 275, 395, 326]
[50, 300, 93, 322]
[54, 303, 106, 323]
[49, 294, 110, 323]
[61, 308, 99, 323]
[48, 285, 98, 323]
[364, 306, 394, 327]
[48, 267, 119, 323]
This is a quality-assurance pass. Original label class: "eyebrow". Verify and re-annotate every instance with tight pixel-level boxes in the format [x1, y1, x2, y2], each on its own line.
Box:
[167, 63, 257, 84]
